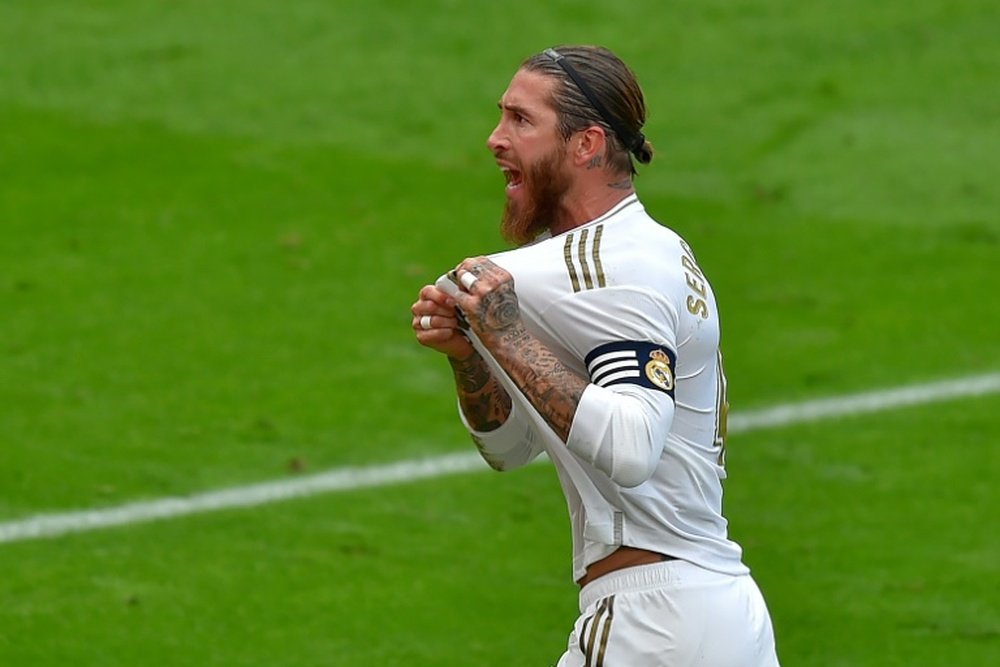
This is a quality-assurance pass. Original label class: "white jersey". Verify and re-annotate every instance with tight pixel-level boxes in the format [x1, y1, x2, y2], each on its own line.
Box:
[454, 194, 747, 581]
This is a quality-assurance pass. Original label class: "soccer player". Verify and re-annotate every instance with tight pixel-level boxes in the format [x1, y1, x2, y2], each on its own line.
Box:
[411, 45, 780, 666]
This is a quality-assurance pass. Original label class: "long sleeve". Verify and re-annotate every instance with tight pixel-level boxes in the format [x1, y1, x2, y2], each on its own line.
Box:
[566, 383, 674, 488]
[458, 398, 544, 471]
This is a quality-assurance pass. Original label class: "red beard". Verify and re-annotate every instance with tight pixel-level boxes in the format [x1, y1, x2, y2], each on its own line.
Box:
[500, 144, 571, 246]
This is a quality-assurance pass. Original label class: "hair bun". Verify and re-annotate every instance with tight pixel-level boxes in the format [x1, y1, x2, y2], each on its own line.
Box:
[633, 138, 654, 165]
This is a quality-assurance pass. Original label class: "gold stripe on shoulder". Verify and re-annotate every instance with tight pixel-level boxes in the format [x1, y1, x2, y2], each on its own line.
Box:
[563, 233, 581, 292]
[578, 228, 594, 290]
[592, 224, 606, 287]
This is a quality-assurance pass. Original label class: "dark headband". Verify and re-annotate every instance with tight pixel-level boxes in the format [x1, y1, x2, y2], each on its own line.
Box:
[544, 48, 645, 156]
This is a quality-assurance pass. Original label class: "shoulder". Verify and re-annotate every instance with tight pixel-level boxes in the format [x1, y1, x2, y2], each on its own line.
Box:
[489, 199, 708, 303]
[594, 210, 693, 291]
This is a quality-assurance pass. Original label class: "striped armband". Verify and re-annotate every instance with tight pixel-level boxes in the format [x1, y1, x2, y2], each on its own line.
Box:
[584, 341, 677, 397]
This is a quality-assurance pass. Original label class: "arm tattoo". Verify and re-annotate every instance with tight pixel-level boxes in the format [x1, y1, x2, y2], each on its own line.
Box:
[463, 263, 586, 441]
[478, 284, 520, 331]
[449, 354, 511, 432]
[491, 326, 587, 442]
[453, 354, 491, 394]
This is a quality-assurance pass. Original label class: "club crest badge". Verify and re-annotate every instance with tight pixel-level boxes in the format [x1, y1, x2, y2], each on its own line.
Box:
[645, 348, 675, 392]
[586, 340, 677, 396]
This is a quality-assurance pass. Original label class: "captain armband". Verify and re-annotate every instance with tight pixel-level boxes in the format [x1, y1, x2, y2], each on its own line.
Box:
[584, 341, 677, 398]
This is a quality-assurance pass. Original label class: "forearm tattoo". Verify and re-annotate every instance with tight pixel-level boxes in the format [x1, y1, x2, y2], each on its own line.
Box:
[452, 266, 587, 442]
[497, 330, 586, 442]
[449, 354, 511, 432]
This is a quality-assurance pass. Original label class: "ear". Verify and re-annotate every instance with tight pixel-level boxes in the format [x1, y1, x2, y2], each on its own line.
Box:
[571, 125, 608, 167]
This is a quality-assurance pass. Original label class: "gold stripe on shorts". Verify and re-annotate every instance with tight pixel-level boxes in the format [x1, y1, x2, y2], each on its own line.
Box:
[595, 595, 615, 667]
[584, 596, 615, 667]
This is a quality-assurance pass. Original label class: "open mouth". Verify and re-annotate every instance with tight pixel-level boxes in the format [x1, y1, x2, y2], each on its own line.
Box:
[502, 167, 524, 192]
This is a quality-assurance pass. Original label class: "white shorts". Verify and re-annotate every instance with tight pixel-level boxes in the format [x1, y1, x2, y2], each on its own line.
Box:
[555, 560, 780, 667]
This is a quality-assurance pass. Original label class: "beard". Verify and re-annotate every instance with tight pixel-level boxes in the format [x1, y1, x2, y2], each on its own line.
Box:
[500, 144, 572, 246]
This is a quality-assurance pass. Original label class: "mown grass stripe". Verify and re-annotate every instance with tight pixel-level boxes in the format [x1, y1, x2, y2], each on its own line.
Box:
[1, 372, 997, 545]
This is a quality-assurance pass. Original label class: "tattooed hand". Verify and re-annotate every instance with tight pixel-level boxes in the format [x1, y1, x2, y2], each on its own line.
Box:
[452, 256, 586, 442]
[451, 257, 527, 347]
[412, 263, 513, 432]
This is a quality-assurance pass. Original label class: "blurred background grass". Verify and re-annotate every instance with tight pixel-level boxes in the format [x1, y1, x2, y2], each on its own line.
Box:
[1, 0, 997, 664]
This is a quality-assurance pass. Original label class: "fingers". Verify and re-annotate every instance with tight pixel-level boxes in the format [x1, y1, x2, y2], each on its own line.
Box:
[417, 284, 458, 308]
[411, 313, 460, 332]
[411, 309, 461, 330]
[411, 299, 456, 319]
[414, 327, 458, 344]
[458, 270, 479, 291]
[411, 286, 461, 332]
[453, 257, 506, 296]
[412, 286, 457, 317]
[411, 309, 474, 360]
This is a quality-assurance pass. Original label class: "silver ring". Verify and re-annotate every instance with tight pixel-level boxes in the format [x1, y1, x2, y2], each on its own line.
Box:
[459, 272, 478, 290]
[419, 315, 433, 330]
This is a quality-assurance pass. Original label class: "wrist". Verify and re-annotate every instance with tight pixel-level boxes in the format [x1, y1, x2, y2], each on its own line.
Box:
[447, 349, 480, 368]
[487, 321, 531, 357]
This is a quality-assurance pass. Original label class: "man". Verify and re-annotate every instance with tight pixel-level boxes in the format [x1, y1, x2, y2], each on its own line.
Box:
[411, 45, 780, 666]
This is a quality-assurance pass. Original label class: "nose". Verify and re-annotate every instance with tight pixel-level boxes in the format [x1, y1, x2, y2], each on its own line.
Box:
[487, 121, 508, 155]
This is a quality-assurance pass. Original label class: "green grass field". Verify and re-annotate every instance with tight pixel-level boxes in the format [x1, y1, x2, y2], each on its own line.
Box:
[1, 1, 998, 664]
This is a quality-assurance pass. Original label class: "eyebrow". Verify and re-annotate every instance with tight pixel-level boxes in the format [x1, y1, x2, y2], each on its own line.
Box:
[497, 101, 532, 118]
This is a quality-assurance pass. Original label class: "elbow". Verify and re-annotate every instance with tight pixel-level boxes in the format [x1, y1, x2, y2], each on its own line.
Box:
[609, 412, 660, 488]
[473, 436, 509, 472]
[471, 433, 539, 472]
[483, 457, 508, 472]
[611, 454, 657, 488]
[569, 385, 668, 488]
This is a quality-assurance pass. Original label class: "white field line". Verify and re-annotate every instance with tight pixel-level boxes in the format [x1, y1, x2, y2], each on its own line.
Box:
[2, 372, 998, 546]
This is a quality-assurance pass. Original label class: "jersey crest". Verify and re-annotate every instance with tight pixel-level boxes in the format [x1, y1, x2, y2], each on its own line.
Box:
[645, 348, 675, 392]
[584, 341, 677, 397]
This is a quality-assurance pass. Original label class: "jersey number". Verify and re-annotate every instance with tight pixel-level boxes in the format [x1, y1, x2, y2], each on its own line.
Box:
[714, 351, 729, 468]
